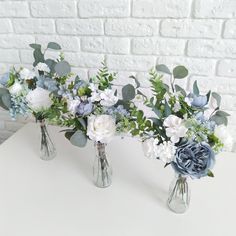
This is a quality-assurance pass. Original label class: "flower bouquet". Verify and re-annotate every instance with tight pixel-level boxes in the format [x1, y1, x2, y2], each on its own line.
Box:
[49, 61, 135, 188]
[130, 64, 232, 213]
[0, 42, 73, 160]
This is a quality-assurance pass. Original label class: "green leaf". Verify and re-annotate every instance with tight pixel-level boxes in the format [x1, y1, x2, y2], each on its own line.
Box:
[212, 92, 221, 107]
[33, 48, 44, 67]
[164, 101, 171, 117]
[211, 114, 228, 126]
[129, 75, 140, 88]
[173, 66, 188, 79]
[47, 42, 61, 50]
[152, 108, 162, 118]
[78, 118, 86, 130]
[207, 170, 214, 177]
[175, 85, 186, 96]
[54, 61, 71, 77]
[0, 88, 11, 110]
[206, 90, 211, 102]
[156, 64, 171, 75]
[29, 43, 41, 50]
[215, 110, 230, 117]
[70, 130, 87, 147]
[193, 81, 200, 95]
[45, 59, 56, 73]
[122, 84, 135, 101]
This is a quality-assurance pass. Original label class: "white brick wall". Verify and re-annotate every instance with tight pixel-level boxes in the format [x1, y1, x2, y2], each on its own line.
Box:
[0, 0, 235, 150]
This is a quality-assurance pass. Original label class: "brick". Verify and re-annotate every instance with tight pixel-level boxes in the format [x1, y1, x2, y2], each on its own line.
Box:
[57, 19, 103, 35]
[194, 0, 236, 18]
[13, 19, 55, 34]
[187, 40, 236, 58]
[70, 68, 88, 81]
[35, 35, 80, 51]
[81, 37, 129, 54]
[221, 94, 236, 111]
[161, 20, 221, 38]
[131, 38, 185, 56]
[217, 60, 236, 77]
[0, 49, 20, 63]
[189, 76, 236, 95]
[79, 0, 130, 17]
[0, 1, 30, 17]
[132, 0, 191, 18]
[224, 20, 236, 39]
[0, 19, 13, 33]
[31, 1, 77, 17]
[20, 50, 33, 64]
[105, 19, 159, 36]
[157, 57, 216, 76]
[64, 52, 104, 68]
[0, 35, 35, 49]
[106, 55, 155, 71]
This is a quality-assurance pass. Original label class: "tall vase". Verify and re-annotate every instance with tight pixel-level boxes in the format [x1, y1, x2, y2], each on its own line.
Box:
[167, 174, 190, 214]
[39, 119, 56, 161]
[93, 141, 112, 188]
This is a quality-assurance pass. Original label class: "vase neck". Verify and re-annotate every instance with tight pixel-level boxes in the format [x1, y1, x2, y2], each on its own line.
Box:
[95, 142, 106, 159]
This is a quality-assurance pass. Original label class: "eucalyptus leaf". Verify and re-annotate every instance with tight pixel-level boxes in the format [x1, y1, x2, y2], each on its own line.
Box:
[129, 75, 140, 88]
[152, 108, 161, 118]
[1, 93, 11, 109]
[29, 43, 41, 50]
[215, 110, 230, 117]
[47, 42, 61, 50]
[122, 84, 135, 101]
[206, 90, 211, 102]
[211, 114, 228, 126]
[193, 81, 200, 95]
[156, 64, 171, 75]
[78, 118, 86, 129]
[175, 85, 186, 96]
[70, 130, 87, 147]
[212, 92, 221, 107]
[45, 59, 56, 73]
[33, 48, 44, 67]
[55, 61, 71, 77]
[164, 101, 171, 117]
[173, 66, 188, 79]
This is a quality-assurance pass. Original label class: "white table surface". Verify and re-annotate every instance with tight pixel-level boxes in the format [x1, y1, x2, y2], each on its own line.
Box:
[0, 123, 235, 236]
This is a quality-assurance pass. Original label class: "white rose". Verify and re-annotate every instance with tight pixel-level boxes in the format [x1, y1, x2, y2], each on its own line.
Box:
[164, 115, 188, 143]
[155, 141, 176, 164]
[9, 82, 23, 96]
[87, 115, 116, 143]
[35, 62, 50, 73]
[67, 98, 80, 114]
[215, 125, 234, 152]
[142, 138, 159, 159]
[26, 87, 52, 111]
[20, 68, 35, 80]
[100, 89, 118, 107]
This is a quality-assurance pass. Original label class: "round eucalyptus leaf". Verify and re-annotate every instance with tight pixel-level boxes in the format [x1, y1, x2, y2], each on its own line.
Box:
[156, 64, 171, 75]
[47, 42, 62, 50]
[122, 84, 135, 101]
[173, 66, 188, 79]
[55, 61, 71, 77]
[70, 130, 87, 148]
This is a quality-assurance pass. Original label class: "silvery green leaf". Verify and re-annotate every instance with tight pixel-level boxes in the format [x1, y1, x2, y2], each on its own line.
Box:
[45, 59, 56, 73]
[33, 48, 44, 67]
[193, 81, 200, 95]
[164, 101, 171, 117]
[152, 108, 161, 118]
[173, 66, 188, 79]
[215, 110, 230, 117]
[206, 90, 211, 102]
[55, 61, 71, 77]
[211, 114, 228, 126]
[129, 75, 140, 88]
[47, 42, 61, 50]
[78, 118, 86, 129]
[122, 84, 135, 101]
[29, 43, 41, 50]
[156, 64, 171, 74]
[175, 84, 186, 96]
[70, 130, 87, 147]
[1, 93, 11, 109]
[212, 92, 221, 107]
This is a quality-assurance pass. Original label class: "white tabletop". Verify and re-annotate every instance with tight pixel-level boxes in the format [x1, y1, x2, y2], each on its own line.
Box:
[0, 123, 235, 236]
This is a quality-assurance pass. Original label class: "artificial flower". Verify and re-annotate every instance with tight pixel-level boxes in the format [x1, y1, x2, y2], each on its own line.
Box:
[35, 63, 50, 73]
[214, 125, 233, 152]
[100, 89, 118, 107]
[9, 82, 23, 96]
[142, 138, 159, 159]
[19, 68, 35, 80]
[155, 141, 176, 164]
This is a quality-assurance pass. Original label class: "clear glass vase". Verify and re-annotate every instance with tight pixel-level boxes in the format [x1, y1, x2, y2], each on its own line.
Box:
[93, 142, 112, 188]
[39, 119, 56, 161]
[167, 174, 190, 214]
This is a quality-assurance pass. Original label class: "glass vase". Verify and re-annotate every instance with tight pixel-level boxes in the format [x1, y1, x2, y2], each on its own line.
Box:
[93, 142, 112, 188]
[167, 174, 190, 214]
[39, 119, 56, 161]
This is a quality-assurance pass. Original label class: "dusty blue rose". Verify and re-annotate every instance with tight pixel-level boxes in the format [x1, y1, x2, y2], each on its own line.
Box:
[0, 73, 10, 87]
[189, 93, 208, 108]
[76, 101, 93, 116]
[172, 141, 215, 179]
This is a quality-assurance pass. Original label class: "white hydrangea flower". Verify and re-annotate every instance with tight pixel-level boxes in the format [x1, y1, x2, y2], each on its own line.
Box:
[142, 138, 159, 159]
[19, 68, 35, 80]
[155, 141, 176, 164]
[35, 62, 50, 73]
[215, 125, 234, 152]
[100, 89, 118, 107]
[67, 99, 80, 115]
[9, 82, 23, 96]
[164, 115, 188, 143]
[87, 115, 116, 143]
[173, 102, 181, 112]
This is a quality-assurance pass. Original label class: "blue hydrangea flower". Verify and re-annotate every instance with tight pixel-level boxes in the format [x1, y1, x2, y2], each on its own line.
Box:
[195, 112, 216, 131]
[188, 93, 208, 108]
[36, 76, 58, 92]
[0, 73, 10, 87]
[75, 100, 93, 116]
[172, 141, 215, 179]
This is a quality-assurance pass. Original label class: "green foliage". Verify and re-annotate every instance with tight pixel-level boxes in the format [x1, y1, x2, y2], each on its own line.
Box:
[47, 42, 61, 50]
[69, 130, 87, 147]
[173, 66, 188, 79]
[211, 110, 230, 126]
[156, 64, 171, 74]
[193, 81, 200, 95]
[122, 84, 136, 101]
[54, 61, 71, 77]
[0, 88, 11, 110]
